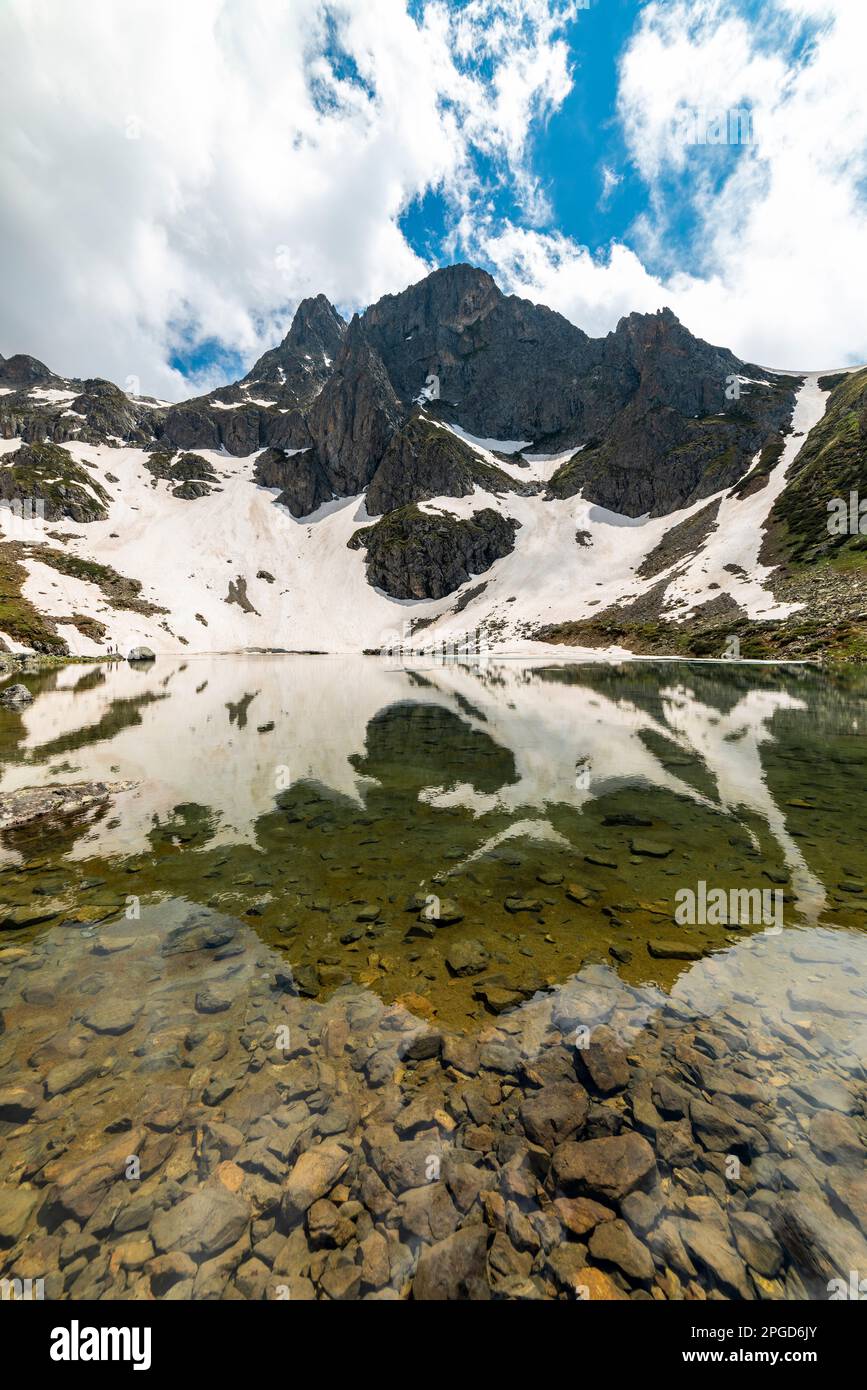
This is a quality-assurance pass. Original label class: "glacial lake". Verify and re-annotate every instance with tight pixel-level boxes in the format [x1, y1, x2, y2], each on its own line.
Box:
[1, 655, 866, 1301]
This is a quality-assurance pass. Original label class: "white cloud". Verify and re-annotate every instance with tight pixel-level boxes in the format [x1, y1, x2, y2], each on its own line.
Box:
[0, 0, 577, 398]
[599, 165, 622, 210]
[481, 226, 669, 335]
[2, 0, 864, 396]
[482, 0, 867, 369]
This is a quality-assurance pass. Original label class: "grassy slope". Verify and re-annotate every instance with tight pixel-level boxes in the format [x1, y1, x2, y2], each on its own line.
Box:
[541, 372, 867, 666]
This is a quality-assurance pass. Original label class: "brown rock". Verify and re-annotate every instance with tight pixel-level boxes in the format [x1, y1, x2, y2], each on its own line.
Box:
[281, 1140, 351, 1219]
[588, 1218, 654, 1281]
[809, 1110, 864, 1161]
[578, 1025, 629, 1094]
[552, 1132, 657, 1202]
[413, 1226, 491, 1300]
[574, 1265, 629, 1300]
[553, 1195, 615, 1237]
[150, 1186, 250, 1259]
[520, 1081, 589, 1151]
[360, 1230, 390, 1288]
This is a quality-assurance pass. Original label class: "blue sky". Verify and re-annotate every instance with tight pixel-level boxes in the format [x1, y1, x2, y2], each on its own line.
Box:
[400, 0, 824, 300]
[3, 0, 865, 398]
[401, 0, 647, 270]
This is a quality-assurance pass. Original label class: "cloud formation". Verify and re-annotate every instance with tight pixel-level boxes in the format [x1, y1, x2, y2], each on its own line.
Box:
[0, 0, 577, 398]
[484, 0, 867, 370]
[1, 0, 865, 398]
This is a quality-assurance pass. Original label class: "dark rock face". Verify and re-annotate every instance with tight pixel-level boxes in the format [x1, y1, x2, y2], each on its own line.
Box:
[362, 264, 591, 443]
[545, 310, 798, 516]
[359, 266, 798, 518]
[349, 505, 519, 599]
[0, 263, 809, 627]
[0, 442, 110, 522]
[156, 399, 316, 459]
[547, 394, 794, 518]
[156, 296, 347, 456]
[145, 452, 217, 486]
[68, 380, 144, 444]
[307, 318, 405, 497]
[154, 403, 222, 453]
[253, 447, 332, 519]
[242, 293, 346, 408]
[0, 354, 58, 387]
[0, 371, 158, 449]
[366, 412, 527, 516]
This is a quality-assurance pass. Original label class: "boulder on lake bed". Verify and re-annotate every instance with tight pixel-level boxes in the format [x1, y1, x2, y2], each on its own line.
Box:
[0, 780, 136, 832]
[0, 683, 33, 709]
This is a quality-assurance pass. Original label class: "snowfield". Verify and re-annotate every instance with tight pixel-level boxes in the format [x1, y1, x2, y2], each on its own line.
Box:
[0, 375, 830, 658]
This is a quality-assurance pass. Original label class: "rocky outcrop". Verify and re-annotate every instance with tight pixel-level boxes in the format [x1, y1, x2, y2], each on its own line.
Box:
[0, 683, 33, 710]
[362, 263, 595, 443]
[0, 441, 110, 522]
[68, 379, 151, 445]
[145, 451, 217, 486]
[365, 412, 528, 516]
[358, 266, 798, 516]
[154, 297, 346, 456]
[0, 265, 801, 527]
[0, 779, 135, 831]
[241, 294, 346, 408]
[154, 401, 222, 453]
[0, 354, 59, 388]
[767, 367, 867, 565]
[348, 505, 519, 599]
[253, 447, 332, 518]
[545, 310, 798, 516]
[0, 354, 162, 448]
[307, 317, 405, 496]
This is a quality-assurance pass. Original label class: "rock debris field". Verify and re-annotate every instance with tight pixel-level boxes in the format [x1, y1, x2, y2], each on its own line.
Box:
[1, 899, 866, 1301]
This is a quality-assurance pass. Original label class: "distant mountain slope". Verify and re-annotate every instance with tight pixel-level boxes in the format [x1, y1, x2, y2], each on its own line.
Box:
[1, 265, 863, 663]
[768, 367, 867, 564]
[2, 262, 798, 509]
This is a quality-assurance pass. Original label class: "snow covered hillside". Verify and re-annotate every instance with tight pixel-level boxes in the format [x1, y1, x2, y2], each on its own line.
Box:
[0, 376, 831, 658]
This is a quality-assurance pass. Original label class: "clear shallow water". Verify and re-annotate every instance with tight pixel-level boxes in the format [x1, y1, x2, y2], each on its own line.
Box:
[0, 656, 866, 1301]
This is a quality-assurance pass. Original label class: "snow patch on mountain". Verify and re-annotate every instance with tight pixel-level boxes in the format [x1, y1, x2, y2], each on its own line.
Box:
[0, 375, 831, 659]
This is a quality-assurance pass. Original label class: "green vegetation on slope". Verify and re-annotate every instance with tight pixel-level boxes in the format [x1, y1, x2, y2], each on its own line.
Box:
[769, 368, 867, 567]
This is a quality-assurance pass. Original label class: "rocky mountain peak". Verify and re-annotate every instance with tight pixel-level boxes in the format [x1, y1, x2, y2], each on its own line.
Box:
[306, 313, 405, 496]
[239, 293, 346, 408]
[0, 353, 58, 387]
[284, 292, 346, 357]
[363, 262, 501, 344]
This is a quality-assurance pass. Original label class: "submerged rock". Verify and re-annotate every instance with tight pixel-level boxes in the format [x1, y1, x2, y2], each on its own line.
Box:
[552, 1132, 657, 1202]
[0, 683, 33, 710]
[413, 1225, 491, 1300]
[445, 938, 488, 977]
[0, 779, 135, 833]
